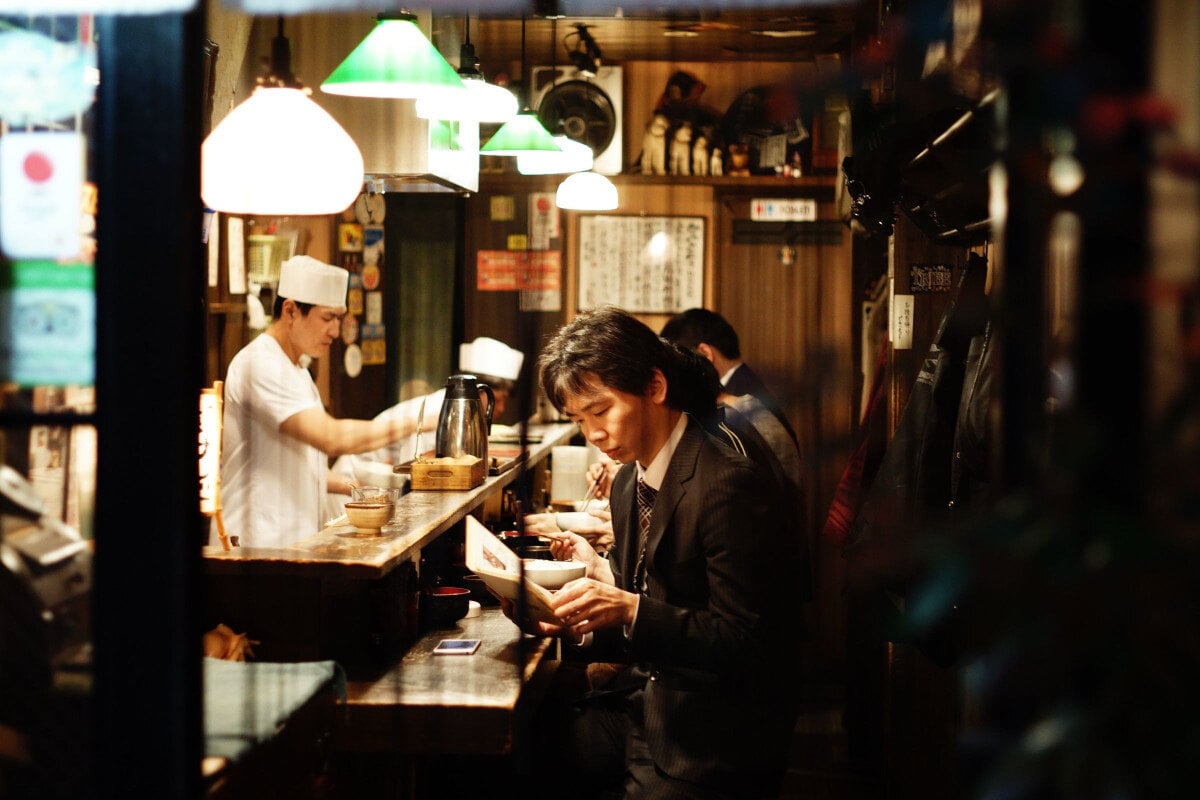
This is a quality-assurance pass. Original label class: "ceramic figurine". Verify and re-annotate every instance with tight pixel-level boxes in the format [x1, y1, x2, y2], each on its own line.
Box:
[669, 122, 693, 176]
[640, 113, 670, 175]
[727, 143, 750, 176]
[692, 135, 709, 176]
[710, 147, 723, 176]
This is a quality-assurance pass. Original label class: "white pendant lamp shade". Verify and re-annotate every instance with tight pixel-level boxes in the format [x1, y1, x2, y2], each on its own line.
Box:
[201, 87, 364, 216]
[415, 77, 517, 123]
[555, 171, 618, 211]
[517, 136, 594, 175]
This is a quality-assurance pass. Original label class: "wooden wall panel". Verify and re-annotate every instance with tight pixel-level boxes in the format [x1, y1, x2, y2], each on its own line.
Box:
[715, 186, 854, 673]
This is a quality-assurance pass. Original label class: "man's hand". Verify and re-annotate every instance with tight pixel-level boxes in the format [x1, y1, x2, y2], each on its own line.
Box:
[526, 511, 613, 552]
[497, 597, 567, 638]
[585, 457, 620, 500]
[549, 577, 639, 637]
[543, 531, 611, 580]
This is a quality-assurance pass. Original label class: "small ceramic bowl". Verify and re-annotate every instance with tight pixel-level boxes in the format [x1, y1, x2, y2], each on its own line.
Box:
[554, 511, 602, 531]
[425, 586, 471, 628]
[522, 559, 586, 590]
[351, 485, 402, 523]
[344, 501, 393, 535]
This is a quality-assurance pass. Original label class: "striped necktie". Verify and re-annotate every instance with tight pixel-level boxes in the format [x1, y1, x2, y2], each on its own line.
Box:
[633, 477, 656, 592]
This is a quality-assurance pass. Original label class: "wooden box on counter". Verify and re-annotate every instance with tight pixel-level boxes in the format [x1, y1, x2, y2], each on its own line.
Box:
[409, 456, 485, 490]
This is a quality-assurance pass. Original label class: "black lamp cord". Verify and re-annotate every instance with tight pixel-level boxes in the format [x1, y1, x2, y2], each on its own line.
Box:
[265, 15, 300, 89]
[520, 15, 529, 111]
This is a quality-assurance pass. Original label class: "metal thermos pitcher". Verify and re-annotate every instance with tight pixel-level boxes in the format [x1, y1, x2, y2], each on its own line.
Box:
[435, 374, 495, 464]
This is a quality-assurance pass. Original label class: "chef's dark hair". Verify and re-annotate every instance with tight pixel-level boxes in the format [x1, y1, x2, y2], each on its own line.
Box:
[538, 306, 669, 412]
[660, 307, 741, 360]
[273, 295, 314, 318]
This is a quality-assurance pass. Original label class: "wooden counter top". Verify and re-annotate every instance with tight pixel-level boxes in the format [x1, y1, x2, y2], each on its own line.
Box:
[202, 423, 576, 581]
[340, 607, 559, 755]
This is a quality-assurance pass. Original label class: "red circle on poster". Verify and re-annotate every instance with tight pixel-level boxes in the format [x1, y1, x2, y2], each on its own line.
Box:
[24, 152, 53, 183]
[536, 196, 551, 213]
[361, 264, 381, 291]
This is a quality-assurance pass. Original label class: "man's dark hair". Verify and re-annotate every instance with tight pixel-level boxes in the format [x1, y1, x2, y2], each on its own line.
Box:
[538, 306, 669, 412]
[659, 307, 741, 359]
[272, 295, 314, 318]
[663, 341, 720, 420]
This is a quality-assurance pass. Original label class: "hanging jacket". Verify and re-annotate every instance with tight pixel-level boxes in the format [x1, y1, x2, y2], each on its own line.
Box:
[843, 252, 991, 665]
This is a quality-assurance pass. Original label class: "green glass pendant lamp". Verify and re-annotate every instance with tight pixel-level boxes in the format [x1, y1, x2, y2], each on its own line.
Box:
[517, 16, 589, 174]
[321, 11, 466, 99]
[480, 15, 560, 156]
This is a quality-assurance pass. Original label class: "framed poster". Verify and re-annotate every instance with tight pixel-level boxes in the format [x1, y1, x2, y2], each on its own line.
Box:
[578, 215, 704, 313]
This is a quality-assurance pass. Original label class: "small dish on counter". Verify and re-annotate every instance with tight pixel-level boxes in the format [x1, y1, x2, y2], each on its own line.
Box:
[344, 501, 393, 536]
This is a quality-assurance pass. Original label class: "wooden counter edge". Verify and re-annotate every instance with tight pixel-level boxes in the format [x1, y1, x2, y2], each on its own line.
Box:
[202, 423, 578, 580]
[337, 609, 560, 755]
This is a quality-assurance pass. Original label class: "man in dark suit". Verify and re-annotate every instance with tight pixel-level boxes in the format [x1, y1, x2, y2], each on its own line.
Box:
[527, 307, 803, 799]
[660, 307, 799, 447]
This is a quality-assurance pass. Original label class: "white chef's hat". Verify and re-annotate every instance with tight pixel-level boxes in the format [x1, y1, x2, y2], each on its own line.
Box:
[277, 255, 348, 308]
[459, 336, 524, 382]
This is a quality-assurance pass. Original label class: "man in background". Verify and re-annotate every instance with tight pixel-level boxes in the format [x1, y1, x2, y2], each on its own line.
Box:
[660, 307, 799, 447]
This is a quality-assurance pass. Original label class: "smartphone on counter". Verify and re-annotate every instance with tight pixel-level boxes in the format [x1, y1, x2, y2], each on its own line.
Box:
[433, 638, 481, 655]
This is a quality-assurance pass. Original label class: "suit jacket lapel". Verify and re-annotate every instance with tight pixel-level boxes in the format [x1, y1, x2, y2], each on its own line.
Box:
[610, 463, 638, 589]
[644, 419, 703, 584]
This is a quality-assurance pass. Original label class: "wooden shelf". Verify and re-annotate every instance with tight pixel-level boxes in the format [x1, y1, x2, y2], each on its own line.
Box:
[478, 171, 838, 194]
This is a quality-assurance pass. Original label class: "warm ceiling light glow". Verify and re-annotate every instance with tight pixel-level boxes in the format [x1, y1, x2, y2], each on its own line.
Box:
[201, 87, 364, 216]
[645, 231, 670, 260]
[752, 29, 818, 38]
[1048, 154, 1085, 196]
[555, 171, 618, 211]
[416, 77, 517, 122]
[321, 13, 466, 100]
[517, 136, 593, 175]
[481, 110, 562, 156]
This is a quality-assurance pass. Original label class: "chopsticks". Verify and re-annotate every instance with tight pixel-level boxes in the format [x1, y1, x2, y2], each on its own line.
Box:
[579, 470, 604, 514]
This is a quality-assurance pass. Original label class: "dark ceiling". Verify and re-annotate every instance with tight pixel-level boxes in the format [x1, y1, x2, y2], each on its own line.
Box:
[453, 4, 868, 78]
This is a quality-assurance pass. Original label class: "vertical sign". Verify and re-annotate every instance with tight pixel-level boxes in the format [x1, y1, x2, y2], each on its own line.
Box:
[891, 294, 914, 350]
[199, 382, 222, 517]
[529, 192, 560, 250]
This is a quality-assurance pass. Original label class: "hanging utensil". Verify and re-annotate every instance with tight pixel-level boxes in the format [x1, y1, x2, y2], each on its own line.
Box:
[412, 395, 427, 464]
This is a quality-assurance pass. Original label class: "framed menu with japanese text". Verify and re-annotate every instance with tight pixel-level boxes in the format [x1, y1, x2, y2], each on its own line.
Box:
[578, 215, 704, 313]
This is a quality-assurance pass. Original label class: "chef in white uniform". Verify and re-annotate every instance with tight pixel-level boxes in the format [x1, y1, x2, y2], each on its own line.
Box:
[216, 255, 415, 548]
[327, 336, 524, 515]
